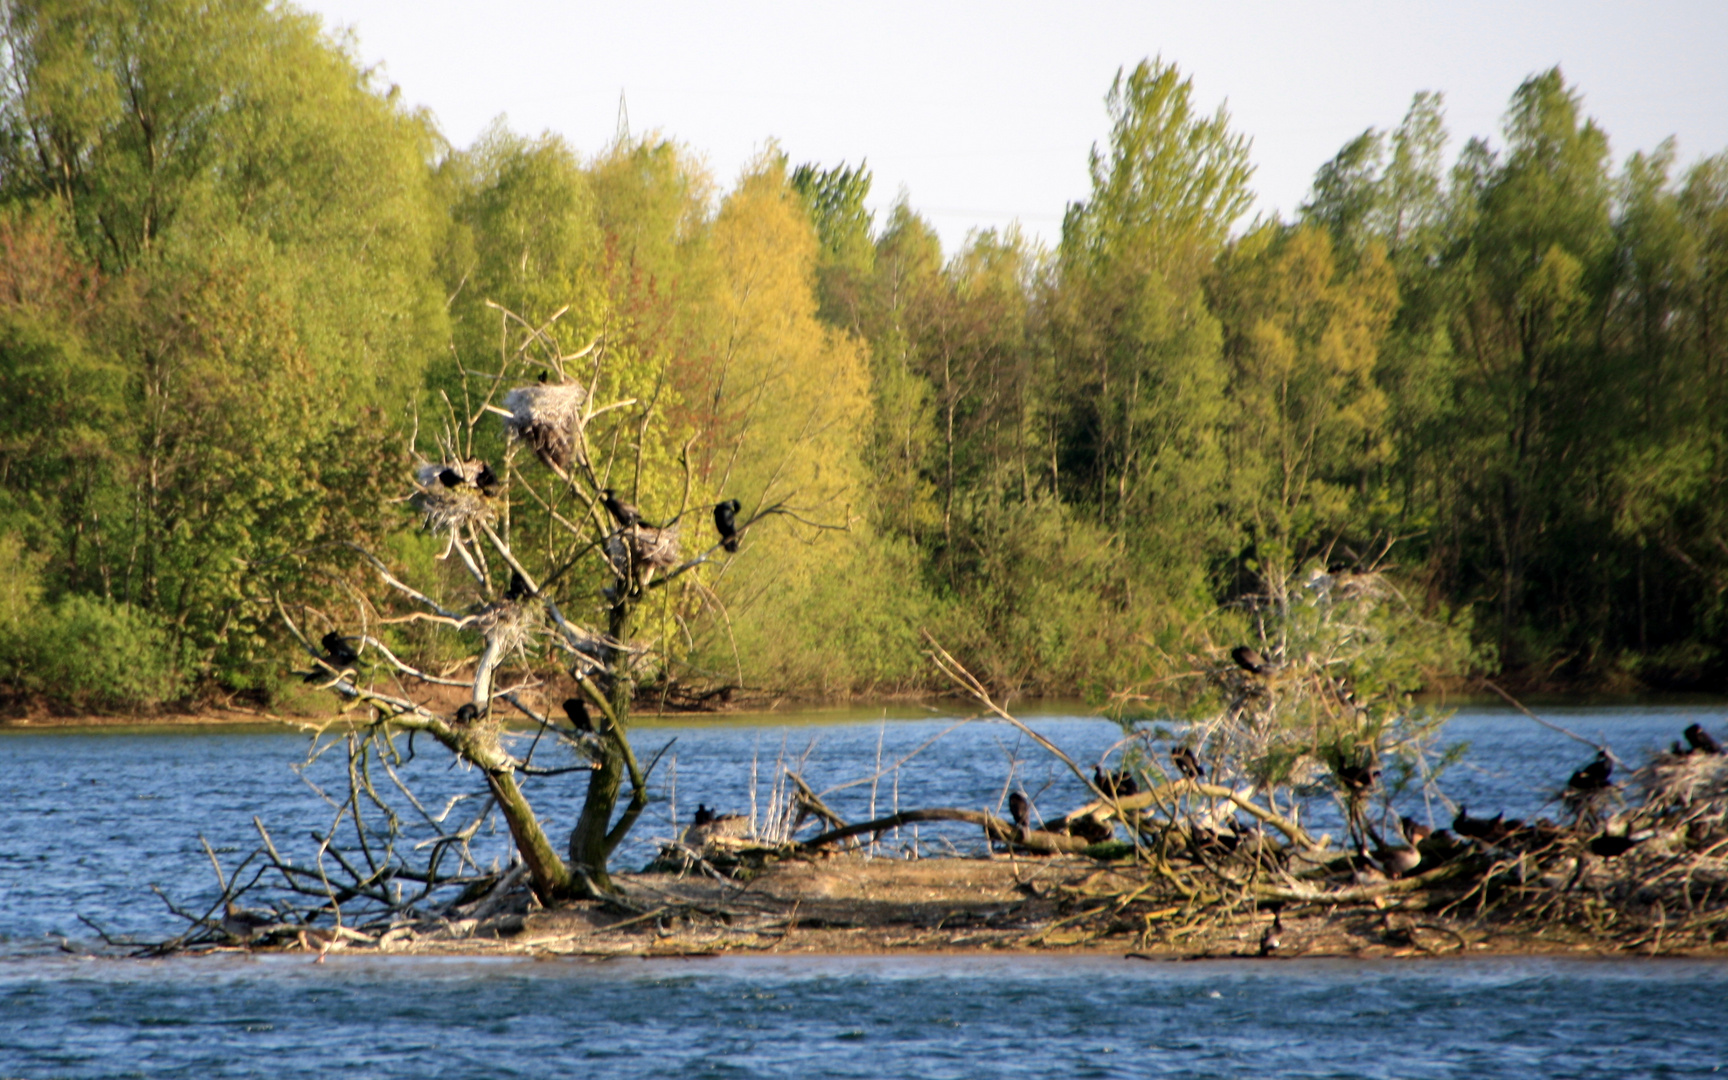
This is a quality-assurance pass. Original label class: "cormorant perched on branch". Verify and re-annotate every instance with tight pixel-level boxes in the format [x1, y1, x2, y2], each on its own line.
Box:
[713, 499, 742, 553]
[505, 571, 531, 601]
[601, 488, 646, 528]
[1684, 723, 1723, 755]
[1231, 645, 1270, 675]
[1094, 765, 1138, 799]
[562, 697, 592, 734]
[320, 632, 358, 667]
[1008, 791, 1031, 830]
[454, 703, 479, 725]
[1171, 746, 1204, 780]
[1567, 751, 1613, 794]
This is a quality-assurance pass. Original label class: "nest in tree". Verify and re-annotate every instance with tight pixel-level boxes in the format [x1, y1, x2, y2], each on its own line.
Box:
[413, 461, 496, 533]
[606, 523, 681, 579]
[502, 383, 587, 471]
[477, 598, 540, 658]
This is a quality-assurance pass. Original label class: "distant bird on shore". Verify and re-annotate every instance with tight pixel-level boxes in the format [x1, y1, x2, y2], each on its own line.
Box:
[221, 901, 276, 942]
[1684, 724, 1723, 755]
[713, 499, 742, 553]
[454, 703, 480, 725]
[1094, 765, 1139, 799]
[1259, 909, 1283, 956]
[1567, 751, 1613, 795]
[1231, 646, 1270, 675]
[562, 697, 592, 734]
[1171, 746, 1204, 781]
[1008, 791, 1031, 830]
[601, 488, 645, 528]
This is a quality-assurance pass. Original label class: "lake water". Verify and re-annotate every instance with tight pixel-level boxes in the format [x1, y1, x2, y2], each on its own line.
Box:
[4, 701, 1727, 1077]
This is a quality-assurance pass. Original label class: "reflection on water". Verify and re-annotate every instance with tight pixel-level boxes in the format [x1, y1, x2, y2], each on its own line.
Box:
[1, 953, 1724, 1079]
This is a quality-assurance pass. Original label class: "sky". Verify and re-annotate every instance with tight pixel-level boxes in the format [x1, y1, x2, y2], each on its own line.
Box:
[297, 0, 1728, 254]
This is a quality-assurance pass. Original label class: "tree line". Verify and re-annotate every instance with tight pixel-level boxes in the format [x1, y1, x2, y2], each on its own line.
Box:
[1, 0, 1723, 710]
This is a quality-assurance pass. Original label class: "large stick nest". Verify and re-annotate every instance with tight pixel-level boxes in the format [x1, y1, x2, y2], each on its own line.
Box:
[502, 383, 587, 471]
[413, 461, 497, 533]
[606, 523, 681, 579]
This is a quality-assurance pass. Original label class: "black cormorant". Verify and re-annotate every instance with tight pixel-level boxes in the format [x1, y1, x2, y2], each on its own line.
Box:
[320, 632, 358, 667]
[505, 571, 531, 601]
[475, 462, 499, 495]
[1259, 910, 1283, 956]
[1093, 765, 1139, 799]
[1684, 723, 1723, 755]
[454, 703, 480, 725]
[1171, 746, 1204, 780]
[601, 488, 643, 528]
[1567, 751, 1613, 794]
[438, 468, 464, 489]
[1231, 645, 1270, 675]
[693, 804, 716, 826]
[713, 499, 742, 553]
[1008, 791, 1031, 830]
[562, 697, 592, 733]
[1587, 832, 1647, 858]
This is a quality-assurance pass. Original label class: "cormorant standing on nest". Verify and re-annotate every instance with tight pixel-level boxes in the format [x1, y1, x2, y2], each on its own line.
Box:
[1171, 746, 1204, 780]
[475, 462, 499, 495]
[1008, 791, 1031, 830]
[505, 571, 531, 601]
[562, 697, 592, 734]
[454, 703, 480, 725]
[1684, 723, 1723, 755]
[601, 488, 644, 528]
[713, 499, 742, 553]
[1567, 751, 1613, 794]
[1231, 645, 1270, 675]
[693, 804, 716, 826]
[438, 467, 464, 489]
[1094, 765, 1139, 799]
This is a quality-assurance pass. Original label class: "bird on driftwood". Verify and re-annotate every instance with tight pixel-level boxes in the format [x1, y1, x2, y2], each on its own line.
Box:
[1171, 746, 1204, 781]
[454, 703, 480, 725]
[1094, 765, 1139, 799]
[321, 631, 358, 668]
[1566, 751, 1613, 795]
[562, 697, 593, 734]
[693, 804, 716, 826]
[1259, 909, 1284, 956]
[1231, 645, 1271, 675]
[713, 499, 742, 553]
[221, 901, 276, 942]
[1453, 805, 1522, 845]
[1008, 791, 1032, 830]
[601, 488, 645, 528]
[1684, 723, 1723, 755]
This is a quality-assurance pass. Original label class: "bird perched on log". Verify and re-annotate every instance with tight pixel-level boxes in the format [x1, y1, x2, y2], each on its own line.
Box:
[1684, 723, 1723, 755]
[1231, 645, 1271, 675]
[1008, 791, 1031, 830]
[693, 804, 716, 826]
[1094, 765, 1139, 799]
[562, 697, 593, 734]
[1259, 909, 1284, 956]
[1567, 751, 1613, 795]
[221, 901, 276, 942]
[505, 571, 531, 601]
[1453, 806, 1522, 845]
[601, 488, 646, 528]
[1365, 825, 1422, 878]
[454, 703, 480, 725]
[1064, 816, 1115, 845]
[713, 498, 742, 553]
[1171, 746, 1204, 781]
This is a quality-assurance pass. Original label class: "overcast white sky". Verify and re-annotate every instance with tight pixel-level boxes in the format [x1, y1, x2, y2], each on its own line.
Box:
[297, 0, 1728, 254]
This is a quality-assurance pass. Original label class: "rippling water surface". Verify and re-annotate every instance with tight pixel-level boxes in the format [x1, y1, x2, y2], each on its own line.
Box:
[4, 701, 1727, 1077]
